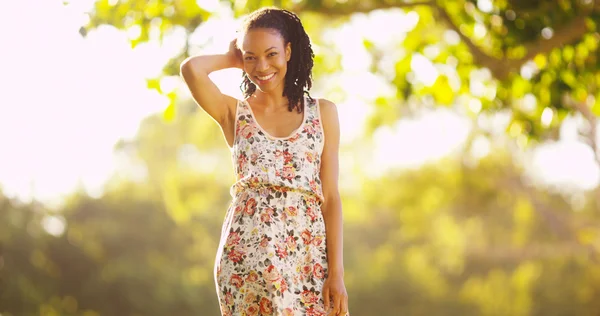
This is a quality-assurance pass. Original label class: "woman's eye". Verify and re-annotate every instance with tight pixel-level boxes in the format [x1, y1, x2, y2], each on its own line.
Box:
[268, 52, 277, 57]
[244, 56, 255, 61]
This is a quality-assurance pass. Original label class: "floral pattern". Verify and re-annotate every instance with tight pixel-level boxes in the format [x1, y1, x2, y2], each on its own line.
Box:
[215, 96, 328, 315]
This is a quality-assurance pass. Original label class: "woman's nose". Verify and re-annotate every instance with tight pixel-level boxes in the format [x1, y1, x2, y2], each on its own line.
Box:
[256, 58, 269, 71]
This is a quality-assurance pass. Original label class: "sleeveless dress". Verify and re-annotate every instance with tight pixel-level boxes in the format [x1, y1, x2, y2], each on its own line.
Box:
[215, 96, 329, 316]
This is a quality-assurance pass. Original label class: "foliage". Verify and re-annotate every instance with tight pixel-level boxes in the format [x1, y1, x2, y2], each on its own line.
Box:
[2, 141, 600, 315]
[84, 0, 600, 146]
[4, 0, 598, 315]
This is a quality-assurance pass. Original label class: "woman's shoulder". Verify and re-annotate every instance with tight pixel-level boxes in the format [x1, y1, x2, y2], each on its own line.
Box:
[312, 97, 338, 126]
[313, 97, 337, 114]
[306, 95, 335, 108]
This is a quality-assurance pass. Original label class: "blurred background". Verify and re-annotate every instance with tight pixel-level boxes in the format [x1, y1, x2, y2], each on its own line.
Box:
[2, 0, 600, 315]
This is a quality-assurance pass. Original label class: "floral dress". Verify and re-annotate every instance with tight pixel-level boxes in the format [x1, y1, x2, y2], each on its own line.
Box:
[215, 96, 329, 316]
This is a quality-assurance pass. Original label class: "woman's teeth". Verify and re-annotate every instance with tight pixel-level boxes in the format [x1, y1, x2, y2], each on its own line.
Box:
[257, 73, 275, 81]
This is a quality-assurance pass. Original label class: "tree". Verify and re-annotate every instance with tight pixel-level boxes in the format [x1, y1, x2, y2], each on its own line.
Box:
[0, 185, 223, 315]
[84, 0, 600, 148]
[12, 0, 589, 315]
[3, 145, 600, 315]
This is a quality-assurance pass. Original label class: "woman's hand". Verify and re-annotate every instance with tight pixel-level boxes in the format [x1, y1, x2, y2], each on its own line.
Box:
[227, 39, 243, 69]
[322, 274, 349, 315]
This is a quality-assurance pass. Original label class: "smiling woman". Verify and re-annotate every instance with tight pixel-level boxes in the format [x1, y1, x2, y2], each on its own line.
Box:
[240, 29, 291, 103]
[237, 8, 314, 116]
[179, 7, 349, 316]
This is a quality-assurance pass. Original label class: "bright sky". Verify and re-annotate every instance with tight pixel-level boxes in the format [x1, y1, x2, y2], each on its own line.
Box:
[1, 0, 598, 209]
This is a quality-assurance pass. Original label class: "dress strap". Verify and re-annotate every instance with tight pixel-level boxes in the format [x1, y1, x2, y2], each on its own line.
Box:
[233, 99, 249, 147]
[305, 95, 317, 121]
[312, 97, 326, 155]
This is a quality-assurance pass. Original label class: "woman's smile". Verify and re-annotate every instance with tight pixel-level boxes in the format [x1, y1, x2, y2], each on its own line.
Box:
[256, 72, 276, 84]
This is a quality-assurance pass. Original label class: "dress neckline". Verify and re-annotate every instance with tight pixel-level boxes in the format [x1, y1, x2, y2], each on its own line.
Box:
[243, 97, 307, 140]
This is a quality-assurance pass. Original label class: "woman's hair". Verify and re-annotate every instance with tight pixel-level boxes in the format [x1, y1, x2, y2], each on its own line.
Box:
[238, 7, 314, 113]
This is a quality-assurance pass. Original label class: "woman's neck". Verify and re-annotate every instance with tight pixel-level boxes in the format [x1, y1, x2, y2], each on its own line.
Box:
[250, 91, 289, 112]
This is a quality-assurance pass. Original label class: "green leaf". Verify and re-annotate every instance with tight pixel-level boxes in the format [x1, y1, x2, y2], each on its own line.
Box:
[146, 78, 162, 94]
[592, 93, 600, 116]
[162, 92, 177, 122]
[431, 75, 455, 106]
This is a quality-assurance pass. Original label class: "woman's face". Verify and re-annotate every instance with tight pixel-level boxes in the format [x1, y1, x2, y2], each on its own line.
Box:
[240, 28, 291, 94]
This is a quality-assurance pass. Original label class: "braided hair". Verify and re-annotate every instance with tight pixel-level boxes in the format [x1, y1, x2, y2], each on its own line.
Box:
[238, 8, 314, 113]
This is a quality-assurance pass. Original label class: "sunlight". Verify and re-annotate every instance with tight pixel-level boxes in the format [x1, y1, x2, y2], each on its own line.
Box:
[196, 0, 221, 12]
[6, 3, 600, 315]
[1, 0, 598, 207]
[331, 24, 371, 72]
[350, 9, 418, 47]
[410, 53, 439, 86]
[470, 135, 492, 159]
[41, 215, 67, 237]
[369, 108, 472, 175]
[530, 140, 600, 191]
[477, 0, 494, 13]
[0, 0, 169, 207]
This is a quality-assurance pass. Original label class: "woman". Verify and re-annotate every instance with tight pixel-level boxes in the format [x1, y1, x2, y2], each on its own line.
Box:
[180, 7, 348, 316]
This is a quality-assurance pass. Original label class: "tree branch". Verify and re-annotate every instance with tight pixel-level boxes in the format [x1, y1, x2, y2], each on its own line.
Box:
[433, 5, 507, 77]
[517, 15, 589, 68]
[433, 4, 594, 80]
[291, 0, 595, 80]
[291, 0, 433, 16]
